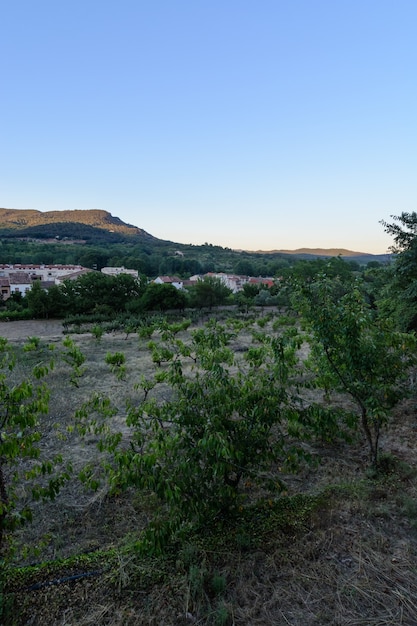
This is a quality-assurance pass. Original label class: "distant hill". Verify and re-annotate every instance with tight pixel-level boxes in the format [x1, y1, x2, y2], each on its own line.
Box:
[238, 247, 391, 264]
[267, 247, 391, 264]
[274, 247, 367, 256]
[0, 208, 390, 264]
[0, 208, 156, 242]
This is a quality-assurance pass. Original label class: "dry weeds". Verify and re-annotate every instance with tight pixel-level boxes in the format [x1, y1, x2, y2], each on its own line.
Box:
[3, 319, 417, 625]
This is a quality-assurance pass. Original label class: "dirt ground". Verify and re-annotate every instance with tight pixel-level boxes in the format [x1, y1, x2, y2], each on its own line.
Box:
[0, 319, 65, 341]
[4, 318, 417, 625]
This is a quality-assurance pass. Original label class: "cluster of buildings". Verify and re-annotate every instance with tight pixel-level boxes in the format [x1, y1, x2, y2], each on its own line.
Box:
[0, 264, 91, 299]
[0, 264, 275, 301]
[154, 273, 275, 293]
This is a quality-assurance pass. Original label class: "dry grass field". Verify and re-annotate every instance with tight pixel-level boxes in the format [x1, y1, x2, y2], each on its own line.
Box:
[3, 317, 417, 625]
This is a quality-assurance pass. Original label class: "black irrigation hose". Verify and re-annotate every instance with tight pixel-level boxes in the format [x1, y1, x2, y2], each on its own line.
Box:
[23, 569, 103, 591]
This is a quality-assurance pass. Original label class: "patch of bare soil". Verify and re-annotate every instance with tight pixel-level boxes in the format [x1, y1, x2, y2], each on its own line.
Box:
[4, 321, 417, 625]
[0, 319, 65, 341]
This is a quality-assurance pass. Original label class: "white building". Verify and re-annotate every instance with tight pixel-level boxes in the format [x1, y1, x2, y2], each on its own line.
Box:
[101, 266, 139, 278]
[8, 272, 33, 296]
[0, 264, 87, 281]
[153, 276, 184, 290]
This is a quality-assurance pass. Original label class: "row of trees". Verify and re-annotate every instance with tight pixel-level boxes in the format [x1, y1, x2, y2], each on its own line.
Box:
[1, 273, 272, 320]
[1, 254, 383, 322]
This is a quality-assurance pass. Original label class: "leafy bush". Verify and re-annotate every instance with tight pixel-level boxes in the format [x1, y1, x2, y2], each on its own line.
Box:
[293, 275, 417, 465]
[77, 319, 311, 552]
[0, 338, 73, 556]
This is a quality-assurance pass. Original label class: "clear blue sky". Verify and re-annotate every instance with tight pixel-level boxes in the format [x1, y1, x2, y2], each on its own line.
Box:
[1, 1, 416, 253]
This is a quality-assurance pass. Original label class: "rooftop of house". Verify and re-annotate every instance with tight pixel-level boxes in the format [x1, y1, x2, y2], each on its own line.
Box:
[8, 272, 33, 284]
[155, 276, 183, 283]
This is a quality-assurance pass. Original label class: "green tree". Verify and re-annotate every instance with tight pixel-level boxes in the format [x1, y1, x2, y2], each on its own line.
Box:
[380, 211, 417, 252]
[139, 283, 187, 311]
[78, 248, 109, 270]
[379, 212, 417, 330]
[242, 283, 261, 299]
[293, 275, 416, 466]
[108, 274, 144, 310]
[60, 272, 109, 315]
[60, 272, 142, 316]
[77, 320, 308, 551]
[189, 276, 232, 309]
[234, 259, 254, 275]
[25, 280, 49, 318]
[44, 284, 68, 318]
[0, 338, 72, 554]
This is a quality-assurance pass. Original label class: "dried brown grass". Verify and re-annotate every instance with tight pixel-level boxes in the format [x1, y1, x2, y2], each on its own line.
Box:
[4, 320, 417, 625]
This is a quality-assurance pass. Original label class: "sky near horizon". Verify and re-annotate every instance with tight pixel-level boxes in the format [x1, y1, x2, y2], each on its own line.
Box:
[1, 1, 416, 254]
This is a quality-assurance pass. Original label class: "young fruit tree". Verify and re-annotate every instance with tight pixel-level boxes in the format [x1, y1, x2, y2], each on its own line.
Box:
[0, 338, 73, 556]
[76, 319, 309, 552]
[293, 275, 417, 466]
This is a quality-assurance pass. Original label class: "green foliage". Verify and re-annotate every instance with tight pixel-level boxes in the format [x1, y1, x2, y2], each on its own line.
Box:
[272, 315, 296, 330]
[293, 275, 417, 465]
[139, 282, 188, 311]
[23, 336, 41, 352]
[377, 213, 417, 330]
[400, 495, 417, 528]
[189, 276, 232, 309]
[61, 337, 86, 386]
[212, 603, 230, 626]
[77, 319, 310, 552]
[0, 338, 72, 555]
[91, 324, 104, 341]
[137, 322, 156, 339]
[61, 272, 143, 316]
[25, 280, 49, 318]
[211, 573, 227, 595]
[105, 351, 126, 380]
[380, 212, 417, 253]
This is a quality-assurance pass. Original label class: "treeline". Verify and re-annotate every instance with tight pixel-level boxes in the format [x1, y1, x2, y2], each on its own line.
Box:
[0, 236, 375, 281]
[0, 237, 295, 276]
[0, 273, 244, 321]
[0, 254, 385, 325]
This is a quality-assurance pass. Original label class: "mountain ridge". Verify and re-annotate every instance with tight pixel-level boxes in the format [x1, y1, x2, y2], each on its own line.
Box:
[0, 208, 155, 239]
[241, 247, 371, 256]
[0, 208, 385, 258]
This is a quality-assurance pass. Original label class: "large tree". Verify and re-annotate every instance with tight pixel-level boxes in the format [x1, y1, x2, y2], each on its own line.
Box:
[139, 283, 188, 311]
[379, 212, 417, 330]
[381, 212, 417, 253]
[293, 275, 416, 466]
[61, 272, 142, 315]
[189, 276, 232, 309]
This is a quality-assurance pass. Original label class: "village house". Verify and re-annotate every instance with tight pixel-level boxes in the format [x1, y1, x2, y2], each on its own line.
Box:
[8, 272, 33, 296]
[189, 273, 276, 293]
[0, 264, 94, 296]
[0, 264, 88, 282]
[248, 276, 275, 289]
[54, 268, 93, 284]
[153, 276, 184, 290]
[101, 266, 139, 278]
[0, 278, 10, 300]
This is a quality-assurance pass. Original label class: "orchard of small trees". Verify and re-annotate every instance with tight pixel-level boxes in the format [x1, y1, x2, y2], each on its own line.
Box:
[2, 213, 417, 623]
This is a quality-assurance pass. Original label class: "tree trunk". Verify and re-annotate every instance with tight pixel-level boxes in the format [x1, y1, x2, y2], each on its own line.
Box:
[0, 460, 9, 552]
[361, 408, 378, 466]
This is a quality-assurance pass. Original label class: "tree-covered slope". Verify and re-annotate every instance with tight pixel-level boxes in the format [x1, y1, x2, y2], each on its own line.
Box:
[0, 208, 156, 241]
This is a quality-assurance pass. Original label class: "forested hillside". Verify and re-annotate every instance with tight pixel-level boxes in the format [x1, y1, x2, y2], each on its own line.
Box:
[0, 208, 153, 239]
[0, 208, 389, 276]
